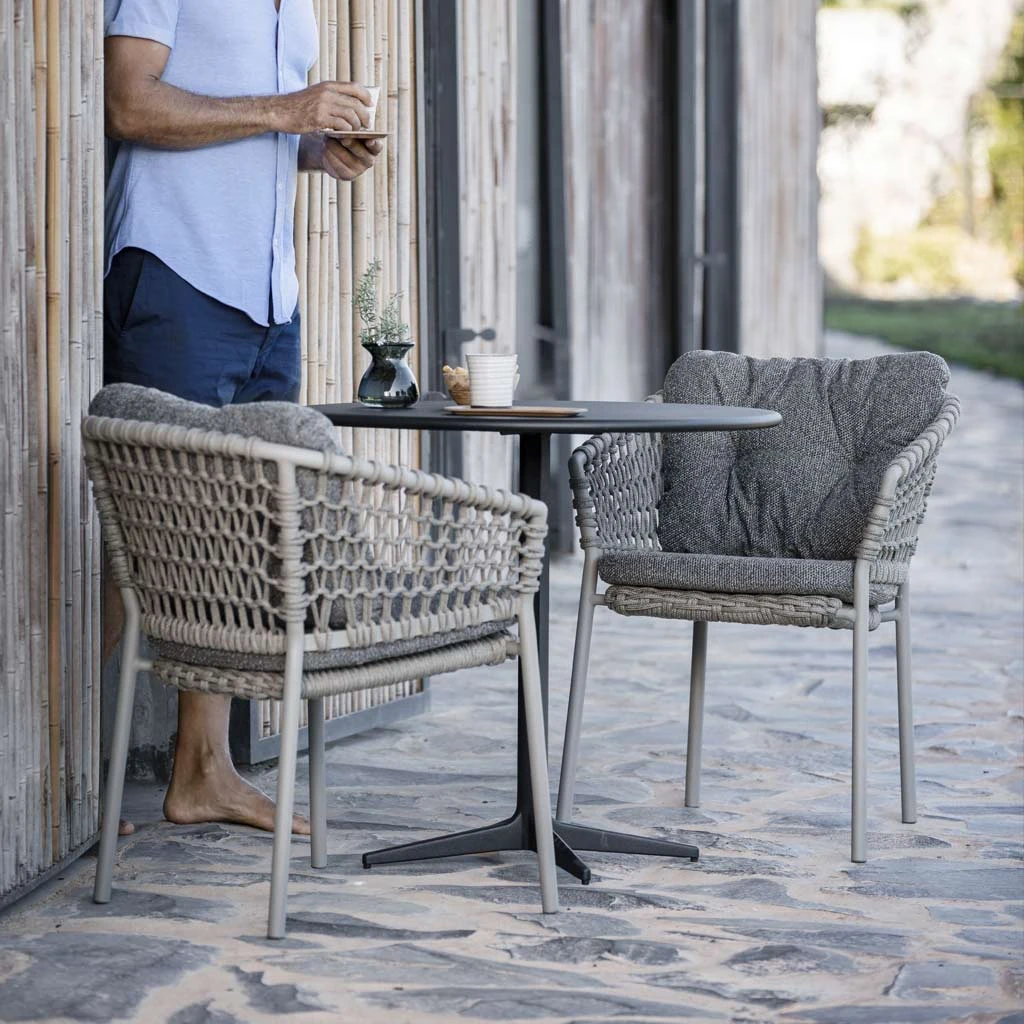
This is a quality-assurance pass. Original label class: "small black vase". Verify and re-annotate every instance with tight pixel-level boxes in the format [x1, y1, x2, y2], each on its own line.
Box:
[357, 340, 419, 408]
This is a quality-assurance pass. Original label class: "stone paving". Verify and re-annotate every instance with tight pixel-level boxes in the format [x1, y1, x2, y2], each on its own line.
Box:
[1, 334, 1022, 1023]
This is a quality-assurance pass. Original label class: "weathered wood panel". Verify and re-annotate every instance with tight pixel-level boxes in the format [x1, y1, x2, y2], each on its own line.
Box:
[455, 0, 518, 490]
[1, 0, 104, 902]
[561, 0, 674, 402]
[738, 0, 821, 358]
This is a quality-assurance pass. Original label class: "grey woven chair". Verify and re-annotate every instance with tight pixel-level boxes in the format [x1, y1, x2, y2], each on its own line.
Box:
[556, 351, 960, 862]
[83, 384, 558, 938]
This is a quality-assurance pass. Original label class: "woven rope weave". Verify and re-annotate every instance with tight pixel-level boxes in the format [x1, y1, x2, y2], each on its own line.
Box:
[603, 586, 881, 630]
[153, 632, 514, 701]
[83, 417, 547, 688]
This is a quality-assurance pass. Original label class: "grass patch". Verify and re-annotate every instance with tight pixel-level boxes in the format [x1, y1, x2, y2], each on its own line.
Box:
[825, 296, 1024, 379]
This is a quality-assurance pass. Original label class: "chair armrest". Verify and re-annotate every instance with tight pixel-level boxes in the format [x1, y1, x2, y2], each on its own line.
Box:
[569, 401, 664, 552]
[302, 452, 548, 641]
[855, 395, 961, 568]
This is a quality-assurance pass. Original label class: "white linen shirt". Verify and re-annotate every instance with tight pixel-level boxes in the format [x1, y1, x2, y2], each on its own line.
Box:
[104, 0, 318, 326]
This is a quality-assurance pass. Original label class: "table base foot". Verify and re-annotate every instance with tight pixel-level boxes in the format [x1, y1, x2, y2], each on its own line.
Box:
[555, 820, 700, 862]
[361, 812, 699, 882]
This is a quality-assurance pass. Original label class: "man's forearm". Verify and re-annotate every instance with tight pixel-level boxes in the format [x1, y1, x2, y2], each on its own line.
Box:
[106, 77, 285, 148]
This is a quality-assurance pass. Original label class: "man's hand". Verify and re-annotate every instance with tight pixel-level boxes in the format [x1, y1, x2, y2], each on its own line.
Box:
[321, 137, 383, 181]
[300, 134, 382, 180]
[270, 82, 374, 136]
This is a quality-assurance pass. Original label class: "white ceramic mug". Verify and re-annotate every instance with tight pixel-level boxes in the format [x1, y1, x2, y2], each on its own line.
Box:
[467, 353, 518, 408]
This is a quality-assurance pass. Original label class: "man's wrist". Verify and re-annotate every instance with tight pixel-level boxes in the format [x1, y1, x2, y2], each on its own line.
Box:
[264, 94, 291, 135]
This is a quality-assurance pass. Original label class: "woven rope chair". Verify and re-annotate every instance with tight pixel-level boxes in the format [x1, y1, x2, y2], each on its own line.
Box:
[83, 415, 558, 938]
[555, 353, 960, 863]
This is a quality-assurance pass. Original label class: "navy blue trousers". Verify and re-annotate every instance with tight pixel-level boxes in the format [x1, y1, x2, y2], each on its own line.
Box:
[103, 247, 301, 407]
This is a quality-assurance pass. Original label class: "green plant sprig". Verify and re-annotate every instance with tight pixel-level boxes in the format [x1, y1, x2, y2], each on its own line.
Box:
[355, 258, 410, 346]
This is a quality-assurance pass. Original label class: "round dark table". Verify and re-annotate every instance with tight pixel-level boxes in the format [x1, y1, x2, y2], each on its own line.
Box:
[315, 398, 782, 883]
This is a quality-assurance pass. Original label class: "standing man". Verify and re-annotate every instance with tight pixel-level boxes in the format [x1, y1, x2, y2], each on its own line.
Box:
[103, 0, 380, 833]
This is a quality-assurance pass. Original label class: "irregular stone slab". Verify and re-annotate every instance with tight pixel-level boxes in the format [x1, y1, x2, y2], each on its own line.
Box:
[725, 943, 858, 976]
[692, 921, 911, 958]
[282, 942, 603, 989]
[0, 933, 212, 1022]
[927, 906, 1006, 925]
[506, 936, 682, 966]
[887, 961, 996, 998]
[415, 884, 694, 912]
[69, 889, 229, 924]
[362, 985, 715, 1020]
[513, 911, 642, 938]
[842, 860, 1022, 902]
[229, 966, 323, 1015]
[645, 974, 800, 1009]
[783, 1004, 993, 1023]
[287, 911, 474, 941]
[167, 1001, 245, 1024]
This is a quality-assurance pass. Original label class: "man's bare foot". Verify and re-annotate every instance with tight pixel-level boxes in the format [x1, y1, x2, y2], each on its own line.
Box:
[163, 755, 311, 836]
[118, 819, 135, 836]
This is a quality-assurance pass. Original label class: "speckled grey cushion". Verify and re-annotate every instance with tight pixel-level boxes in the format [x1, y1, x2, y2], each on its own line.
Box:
[658, 351, 949, 560]
[151, 619, 515, 672]
[598, 550, 900, 605]
[88, 383, 341, 455]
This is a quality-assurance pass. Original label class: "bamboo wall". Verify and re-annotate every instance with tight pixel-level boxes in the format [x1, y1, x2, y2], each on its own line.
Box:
[258, 0, 423, 737]
[738, 0, 821, 358]
[1, 0, 104, 901]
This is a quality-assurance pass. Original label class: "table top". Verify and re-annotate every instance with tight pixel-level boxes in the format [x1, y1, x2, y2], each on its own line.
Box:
[315, 398, 782, 435]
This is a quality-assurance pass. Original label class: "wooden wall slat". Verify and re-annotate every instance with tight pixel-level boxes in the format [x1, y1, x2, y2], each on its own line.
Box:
[738, 0, 821, 359]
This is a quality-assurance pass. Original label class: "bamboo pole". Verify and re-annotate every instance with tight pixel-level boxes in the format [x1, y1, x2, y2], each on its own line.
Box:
[295, 163, 309, 406]
[351, 0, 370, 464]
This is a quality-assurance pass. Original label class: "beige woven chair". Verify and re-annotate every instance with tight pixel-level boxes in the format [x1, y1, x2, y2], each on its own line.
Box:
[556, 351, 960, 863]
[83, 408, 558, 938]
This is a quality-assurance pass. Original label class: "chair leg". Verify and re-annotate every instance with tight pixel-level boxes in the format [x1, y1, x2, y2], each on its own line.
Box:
[851, 560, 870, 863]
[94, 595, 142, 904]
[519, 601, 559, 914]
[895, 581, 917, 824]
[556, 551, 599, 822]
[308, 697, 328, 868]
[267, 642, 304, 939]
[684, 621, 708, 808]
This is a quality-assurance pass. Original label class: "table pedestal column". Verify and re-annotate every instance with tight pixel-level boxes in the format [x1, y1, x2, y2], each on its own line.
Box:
[363, 431, 699, 879]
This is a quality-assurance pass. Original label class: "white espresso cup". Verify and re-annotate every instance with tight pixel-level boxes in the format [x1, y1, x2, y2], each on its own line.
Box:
[467, 353, 518, 408]
[361, 85, 380, 129]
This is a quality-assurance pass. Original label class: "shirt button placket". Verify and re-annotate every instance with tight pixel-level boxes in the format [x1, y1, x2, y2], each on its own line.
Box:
[271, 13, 286, 323]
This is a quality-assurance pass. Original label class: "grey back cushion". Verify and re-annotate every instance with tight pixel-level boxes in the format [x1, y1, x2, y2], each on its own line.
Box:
[657, 351, 949, 561]
[89, 383, 342, 455]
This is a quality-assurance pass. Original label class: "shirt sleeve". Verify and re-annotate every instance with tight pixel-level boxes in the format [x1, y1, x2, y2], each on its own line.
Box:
[105, 0, 180, 49]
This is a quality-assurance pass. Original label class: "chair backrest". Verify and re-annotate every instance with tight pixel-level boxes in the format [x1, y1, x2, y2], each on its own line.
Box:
[84, 386, 526, 657]
[658, 350, 953, 561]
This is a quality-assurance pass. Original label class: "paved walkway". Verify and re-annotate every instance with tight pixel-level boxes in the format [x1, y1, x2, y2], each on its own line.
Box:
[1, 335, 1021, 1023]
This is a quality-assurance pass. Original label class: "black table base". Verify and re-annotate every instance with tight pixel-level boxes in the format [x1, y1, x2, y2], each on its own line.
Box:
[362, 430, 701, 882]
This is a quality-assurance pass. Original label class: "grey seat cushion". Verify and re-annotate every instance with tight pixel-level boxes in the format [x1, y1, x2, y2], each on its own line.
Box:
[151, 618, 515, 672]
[598, 550, 899, 605]
[658, 351, 949, 560]
[89, 383, 342, 455]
